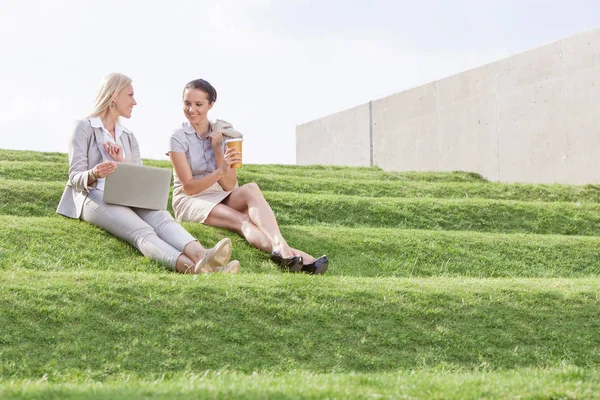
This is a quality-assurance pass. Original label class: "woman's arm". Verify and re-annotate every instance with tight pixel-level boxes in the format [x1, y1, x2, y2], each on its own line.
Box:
[210, 131, 240, 191]
[169, 151, 226, 196]
[67, 121, 98, 192]
[68, 121, 117, 191]
[104, 133, 140, 164]
[128, 133, 143, 165]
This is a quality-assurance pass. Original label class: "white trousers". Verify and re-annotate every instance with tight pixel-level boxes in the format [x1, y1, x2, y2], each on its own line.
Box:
[81, 190, 196, 270]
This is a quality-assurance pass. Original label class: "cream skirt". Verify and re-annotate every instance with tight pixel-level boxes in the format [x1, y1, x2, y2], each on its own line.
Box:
[172, 182, 236, 223]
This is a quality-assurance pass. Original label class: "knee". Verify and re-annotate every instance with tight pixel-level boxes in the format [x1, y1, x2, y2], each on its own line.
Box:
[241, 182, 262, 198]
[131, 226, 157, 247]
[151, 212, 178, 232]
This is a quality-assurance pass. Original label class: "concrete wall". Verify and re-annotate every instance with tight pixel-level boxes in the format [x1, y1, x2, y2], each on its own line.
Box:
[296, 27, 600, 184]
[296, 103, 372, 167]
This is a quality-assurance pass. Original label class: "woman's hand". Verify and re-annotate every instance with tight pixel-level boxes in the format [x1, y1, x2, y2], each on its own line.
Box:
[104, 142, 125, 162]
[218, 146, 242, 175]
[92, 161, 118, 179]
[210, 130, 224, 149]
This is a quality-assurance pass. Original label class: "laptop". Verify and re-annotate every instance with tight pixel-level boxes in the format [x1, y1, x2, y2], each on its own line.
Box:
[103, 163, 172, 210]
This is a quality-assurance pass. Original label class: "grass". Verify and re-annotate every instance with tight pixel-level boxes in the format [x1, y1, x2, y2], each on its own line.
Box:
[0, 159, 486, 184]
[2, 368, 599, 399]
[2, 272, 600, 378]
[265, 192, 600, 235]
[0, 160, 68, 182]
[240, 172, 600, 202]
[6, 179, 600, 237]
[2, 215, 600, 277]
[2, 148, 600, 398]
[6, 158, 600, 203]
[0, 179, 174, 217]
[0, 149, 68, 163]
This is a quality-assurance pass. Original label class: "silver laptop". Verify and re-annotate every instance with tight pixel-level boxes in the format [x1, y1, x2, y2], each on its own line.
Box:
[103, 163, 172, 210]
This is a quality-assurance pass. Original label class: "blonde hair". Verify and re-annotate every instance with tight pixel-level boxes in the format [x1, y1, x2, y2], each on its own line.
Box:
[88, 73, 133, 117]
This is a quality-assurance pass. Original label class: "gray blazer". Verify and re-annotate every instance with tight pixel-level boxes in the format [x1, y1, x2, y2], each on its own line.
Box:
[56, 119, 143, 219]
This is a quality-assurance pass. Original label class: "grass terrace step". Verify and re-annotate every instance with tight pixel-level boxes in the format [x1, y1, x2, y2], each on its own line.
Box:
[7, 178, 600, 226]
[0, 149, 67, 163]
[1, 272, 599, 378]
[0, 179, 175, 217]
[237, 165, 488, 182]
[2, 216, 600, 278]
[0, 180, 75, 217]
[1, 158, 488, 184]
[4, 181, 600, 236]
[239, 173, 600, 202]
[144, 159, 489, 182]
[5, 159, 600, 205]
[265, 192, 600, 236]
[1, 368, 599, 399]
[0, 215, 270, 274]
[7, 177, 600, 230]
[0, 161, 68, 182]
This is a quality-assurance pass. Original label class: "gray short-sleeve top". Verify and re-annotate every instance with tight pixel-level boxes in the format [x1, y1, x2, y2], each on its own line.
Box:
[168, 121, 227, 192]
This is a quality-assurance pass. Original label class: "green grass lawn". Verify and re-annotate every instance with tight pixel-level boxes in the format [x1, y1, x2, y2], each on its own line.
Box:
[1, 149, 600, 399]
[2, 368, 599, 399]
[2, 216, 600, 277]
[3, 272, 600, 375]
[5, 178, 600, 237]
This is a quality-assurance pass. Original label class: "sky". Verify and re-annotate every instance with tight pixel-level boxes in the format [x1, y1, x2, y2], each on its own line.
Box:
[1, 0, 599, 164]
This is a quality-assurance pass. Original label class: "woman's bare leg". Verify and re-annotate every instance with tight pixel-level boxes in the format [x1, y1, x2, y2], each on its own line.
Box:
[220, 183, 295, 258]
[204, 203, 272, 252]
[289, 248, 316, 264]
[181, 240, 207, 264]
[175, 254, 197, 273]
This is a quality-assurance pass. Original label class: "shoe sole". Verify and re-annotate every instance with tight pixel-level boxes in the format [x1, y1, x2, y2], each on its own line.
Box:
[195, 238, 233, 274]
[212, 238, 233, 266]
[313, 261, 328, 274]
[302, 256, 329, 275]
[215, 260, 241, 275]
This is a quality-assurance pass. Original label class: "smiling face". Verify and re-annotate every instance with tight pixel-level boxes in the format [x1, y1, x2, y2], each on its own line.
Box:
[113, 84, 137, 118]
[183, 88, 213, 123]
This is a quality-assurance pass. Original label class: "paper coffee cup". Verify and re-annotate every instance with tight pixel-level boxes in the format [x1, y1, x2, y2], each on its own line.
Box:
[225, 138, 243, 168]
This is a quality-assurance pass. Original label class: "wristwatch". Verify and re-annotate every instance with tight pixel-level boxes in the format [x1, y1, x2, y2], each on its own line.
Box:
[89, 169, 98, 181]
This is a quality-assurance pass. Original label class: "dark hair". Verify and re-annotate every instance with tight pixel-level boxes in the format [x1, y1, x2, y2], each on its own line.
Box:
[183, 79, 217, 104]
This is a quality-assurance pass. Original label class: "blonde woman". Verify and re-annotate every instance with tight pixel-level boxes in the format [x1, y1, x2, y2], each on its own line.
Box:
[167, 79, 328, 274]
[57, 73, 239, 274]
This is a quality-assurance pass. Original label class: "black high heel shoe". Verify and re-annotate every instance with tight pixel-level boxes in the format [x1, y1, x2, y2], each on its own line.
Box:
[301, 255, 328, 275]
[270, 251, 303, 272]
